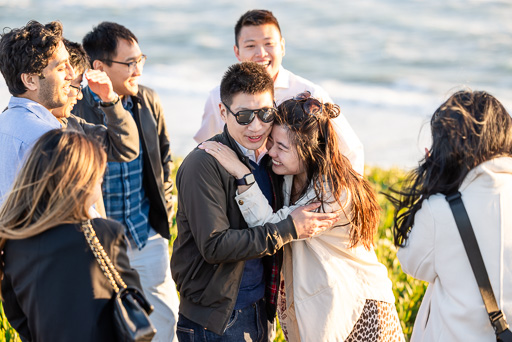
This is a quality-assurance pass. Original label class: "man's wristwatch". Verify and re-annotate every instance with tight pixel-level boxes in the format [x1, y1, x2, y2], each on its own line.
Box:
[235, 173, 255, 186]
[99, 95, 120, 107]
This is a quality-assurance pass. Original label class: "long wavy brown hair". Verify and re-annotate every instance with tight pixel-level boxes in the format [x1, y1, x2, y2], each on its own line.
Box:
[276, 95, 380, 250]
[389, 90, 512, 247]
[0, 129, 106, 249]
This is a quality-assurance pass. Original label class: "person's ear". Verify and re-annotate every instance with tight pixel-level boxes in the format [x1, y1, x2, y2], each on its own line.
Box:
[281, 37, 286, 57]
[219, 102, 228, 123]
[20, 73, 39, 91]
[92, 60, 104, 71]
[233, 45, 242, 62]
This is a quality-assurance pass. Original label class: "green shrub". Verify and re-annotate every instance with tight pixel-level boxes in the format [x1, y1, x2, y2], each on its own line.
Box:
[366, 166, 427, 341]
[0, 303, 19, 342]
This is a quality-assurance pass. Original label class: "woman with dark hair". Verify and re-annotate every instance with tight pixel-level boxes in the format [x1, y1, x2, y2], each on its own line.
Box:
[200, 92, 403, 341]
[391, 90, 512, 341]
[0, 129, 142, 341]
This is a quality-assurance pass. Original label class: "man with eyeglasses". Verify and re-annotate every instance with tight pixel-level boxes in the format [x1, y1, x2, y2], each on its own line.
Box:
[172, 62, 339, 341]
[54, 39, 139, 159]
[194, 9, 364, 175]
[73, 22, 179, 342]
[51, 39, 140, 217]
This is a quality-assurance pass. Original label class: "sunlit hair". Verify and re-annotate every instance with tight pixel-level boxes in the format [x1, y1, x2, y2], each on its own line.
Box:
[276, 97, 380, 249]
[0, 20, 63, 95]
[220, 62, 274, 106]
[234, 9, 281, 47]
[63, 39, 90, 74]
[82, 21, 138, 66]
[390, 90, 512, 246]
[0, 129, 107, 243]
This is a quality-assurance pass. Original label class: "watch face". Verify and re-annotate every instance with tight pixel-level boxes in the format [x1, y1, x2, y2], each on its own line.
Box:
[237, 173, 256, 186]
[245, 173, 255, 185]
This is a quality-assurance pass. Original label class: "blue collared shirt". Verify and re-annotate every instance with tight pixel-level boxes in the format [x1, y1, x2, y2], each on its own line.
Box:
[0, 97, 61, 204]
[91, 90, 151, 249]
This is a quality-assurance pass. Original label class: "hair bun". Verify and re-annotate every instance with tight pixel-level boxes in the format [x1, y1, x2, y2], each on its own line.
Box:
[324, 102, 340, 119]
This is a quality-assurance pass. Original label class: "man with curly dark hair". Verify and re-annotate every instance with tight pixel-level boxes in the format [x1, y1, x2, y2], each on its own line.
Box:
[0, 21, 139, 208]
[0, 20, 74, 202]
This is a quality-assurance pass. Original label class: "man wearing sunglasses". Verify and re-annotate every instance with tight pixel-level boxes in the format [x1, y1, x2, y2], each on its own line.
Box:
[73, 22, 179, 342]
[194, 9, 364, 175]
[172, 62, 339, 341]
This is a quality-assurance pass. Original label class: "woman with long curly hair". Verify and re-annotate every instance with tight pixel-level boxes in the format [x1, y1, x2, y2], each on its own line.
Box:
[200, 92, 404, 342]
[391, 90, 512, 341]
[0, 129, 142, 341]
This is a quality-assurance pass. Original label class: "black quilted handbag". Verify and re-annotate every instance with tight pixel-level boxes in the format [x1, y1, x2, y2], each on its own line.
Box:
[82, 220, 156, 341]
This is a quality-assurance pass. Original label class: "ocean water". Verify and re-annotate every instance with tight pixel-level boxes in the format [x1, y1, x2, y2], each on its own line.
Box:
[1, 0, 511, 168]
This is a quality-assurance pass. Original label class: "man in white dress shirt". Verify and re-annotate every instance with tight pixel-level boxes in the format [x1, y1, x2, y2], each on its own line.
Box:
[194, 9, 365, 174]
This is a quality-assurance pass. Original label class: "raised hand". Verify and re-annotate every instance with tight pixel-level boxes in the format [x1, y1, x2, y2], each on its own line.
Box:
[290, 202, 340, 239]
[199, 141, 250, 179]
[84, 69, 117, 103]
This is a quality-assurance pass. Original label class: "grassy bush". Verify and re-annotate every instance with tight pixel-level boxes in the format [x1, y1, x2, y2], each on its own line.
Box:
[0, 164, 425, 342]
[366, 166, 427, 341]
[0, 303, 18, 342]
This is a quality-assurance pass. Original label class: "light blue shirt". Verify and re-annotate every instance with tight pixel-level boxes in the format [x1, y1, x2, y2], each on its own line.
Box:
[0, 97, 61, 204]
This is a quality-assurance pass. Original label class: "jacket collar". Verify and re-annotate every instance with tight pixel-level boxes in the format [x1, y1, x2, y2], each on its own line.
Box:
[219, 125, 269, 164]
[220, 125, 253, 170]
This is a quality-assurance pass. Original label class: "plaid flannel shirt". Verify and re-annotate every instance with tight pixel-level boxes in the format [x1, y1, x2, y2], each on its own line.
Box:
[93, 92, 151, 249]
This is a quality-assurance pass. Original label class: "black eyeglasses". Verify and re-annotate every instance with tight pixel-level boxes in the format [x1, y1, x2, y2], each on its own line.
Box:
[222, 101, 277, 125]
[102, 54, 147, 73]
[293, 91, 323, 120]
[70, 84, 83, 97]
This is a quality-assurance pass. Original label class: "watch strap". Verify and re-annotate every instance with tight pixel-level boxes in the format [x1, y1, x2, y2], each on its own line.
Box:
[100, 95, 120, 107]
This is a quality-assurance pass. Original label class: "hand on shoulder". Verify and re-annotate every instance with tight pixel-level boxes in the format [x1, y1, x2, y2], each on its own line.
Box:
[198, 141, 250, 179]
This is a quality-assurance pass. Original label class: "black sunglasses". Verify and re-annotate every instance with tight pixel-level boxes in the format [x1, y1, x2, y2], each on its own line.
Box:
[222, 101, 277, 125]
[293, 91, 323, 120]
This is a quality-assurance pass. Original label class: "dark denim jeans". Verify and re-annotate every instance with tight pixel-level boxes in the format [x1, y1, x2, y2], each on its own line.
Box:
[176, 298, 268, 342]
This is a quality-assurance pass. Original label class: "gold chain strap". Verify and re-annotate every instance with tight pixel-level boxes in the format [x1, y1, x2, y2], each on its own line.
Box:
[81, 220, 127, 293]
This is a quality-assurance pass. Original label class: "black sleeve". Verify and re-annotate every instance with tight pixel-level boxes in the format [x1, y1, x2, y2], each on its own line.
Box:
[69, 99, 140, 163]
